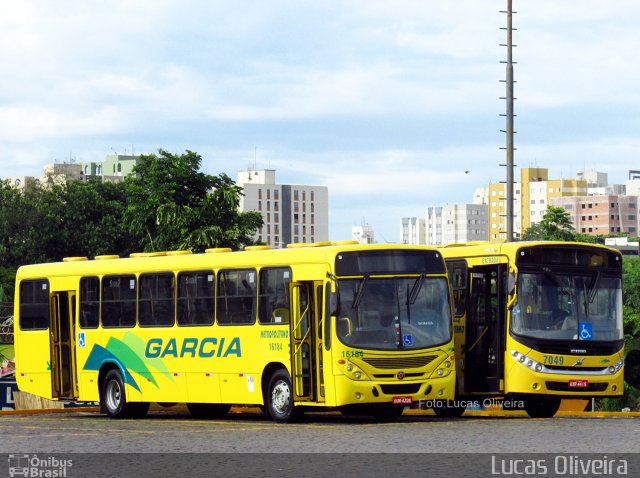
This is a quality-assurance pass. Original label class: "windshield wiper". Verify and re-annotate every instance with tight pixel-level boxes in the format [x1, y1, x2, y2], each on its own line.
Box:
[408, 274, 425, 305]
[587, 271, 601, 304]
[351, 275, 369, 309]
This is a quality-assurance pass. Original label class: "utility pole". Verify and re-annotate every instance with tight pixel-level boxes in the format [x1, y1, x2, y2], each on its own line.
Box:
[500, 0, 516, 241]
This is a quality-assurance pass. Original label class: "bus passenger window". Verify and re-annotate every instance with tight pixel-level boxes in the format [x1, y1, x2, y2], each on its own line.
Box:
[177, 271, 214, 326]
[101, 275, 136, 328]
[19, 279, 50, 330]
[139, 273, 175, 327]
[217, 269, 256, 325]
[80, 277, 100, 328]
[258, 267, 291, 324]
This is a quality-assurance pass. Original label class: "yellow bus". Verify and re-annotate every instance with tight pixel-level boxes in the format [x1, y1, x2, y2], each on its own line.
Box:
[439, 241, 624, 418]
[14, 242, 456, 422]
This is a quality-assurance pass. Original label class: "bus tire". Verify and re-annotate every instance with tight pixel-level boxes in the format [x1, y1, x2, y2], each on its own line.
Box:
[523, 397, 561, 418]
[266, 369, 301, 423]
[101, 369, 149, 419]
[187, 403, 231, 419]
[432, 400, 466, 418]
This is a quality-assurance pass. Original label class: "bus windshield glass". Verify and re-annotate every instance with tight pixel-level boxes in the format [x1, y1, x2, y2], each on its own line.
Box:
[511, 271, 623, 342]
[336, 276, 452, 350]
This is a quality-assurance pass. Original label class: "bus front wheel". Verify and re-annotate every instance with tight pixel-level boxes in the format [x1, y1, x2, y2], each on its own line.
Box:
[266, 369, 301, 423]
[523, 397, 561, 418]
[101, 369, 149, 419]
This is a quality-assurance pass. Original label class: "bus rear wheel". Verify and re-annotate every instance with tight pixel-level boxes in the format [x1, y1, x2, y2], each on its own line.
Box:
[523, 397, 561, 418]
[266, 369, 301, 423]
[101, 369, 149, 419]
[187, 403, 231, 419]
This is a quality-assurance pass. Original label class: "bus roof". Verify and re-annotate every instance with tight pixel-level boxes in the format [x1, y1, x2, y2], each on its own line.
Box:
[16, 242, 444, 280]
[438, 240, 621, 259]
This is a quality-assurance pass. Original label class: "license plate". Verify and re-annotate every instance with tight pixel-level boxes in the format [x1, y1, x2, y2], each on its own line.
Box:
[392, 396, 412, 405]
[568, 379, 589, 388]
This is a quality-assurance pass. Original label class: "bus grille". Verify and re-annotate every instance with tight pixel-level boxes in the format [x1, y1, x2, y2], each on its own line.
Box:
[533, 344, 619, 356]
[362, 356, 437, 369]
[379, 384, 422, 395]
[545, 381, 608, 392]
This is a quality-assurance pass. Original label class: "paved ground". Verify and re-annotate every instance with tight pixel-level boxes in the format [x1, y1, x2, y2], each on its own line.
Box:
[1, 409, 638, 477]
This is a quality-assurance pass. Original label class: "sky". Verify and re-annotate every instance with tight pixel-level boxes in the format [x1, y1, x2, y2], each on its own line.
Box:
[2, 1, 640, 243]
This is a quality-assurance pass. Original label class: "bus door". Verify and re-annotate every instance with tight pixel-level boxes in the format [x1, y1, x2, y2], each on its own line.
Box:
[464, 265, 506, 393]
[50, 291, 77, 400]
[290, 282, 324, 402]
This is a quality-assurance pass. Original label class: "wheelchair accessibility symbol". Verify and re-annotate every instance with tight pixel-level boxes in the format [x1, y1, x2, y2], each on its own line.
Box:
[78, 332, 86, 348]
[403, 335, 413, 347]
[579, 322, 593, 340]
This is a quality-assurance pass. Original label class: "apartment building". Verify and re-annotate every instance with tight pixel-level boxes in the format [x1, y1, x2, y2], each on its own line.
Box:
[403, 204, 487, 246]
[400, 217, 426, 245]
[484, 182, 521, 242]
[551, 195, 638, 236]
[237, 169, 329, 248]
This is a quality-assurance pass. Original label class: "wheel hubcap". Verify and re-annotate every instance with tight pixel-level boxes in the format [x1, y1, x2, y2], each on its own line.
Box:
[271, 380, 290, 415]
[106, 380, 121, 411]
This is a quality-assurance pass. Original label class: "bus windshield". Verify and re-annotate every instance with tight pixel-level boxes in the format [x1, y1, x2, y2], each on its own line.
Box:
[336, 276, 451, 350]
[511, 271, 623, 342]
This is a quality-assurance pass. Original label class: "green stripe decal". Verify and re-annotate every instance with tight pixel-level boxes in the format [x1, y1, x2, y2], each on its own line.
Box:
[105, 336, 158, 388]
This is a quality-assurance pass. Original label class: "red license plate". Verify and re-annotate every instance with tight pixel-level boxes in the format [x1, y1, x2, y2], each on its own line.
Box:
[392, 396, 412, 405]
[568, 379, 589, 388]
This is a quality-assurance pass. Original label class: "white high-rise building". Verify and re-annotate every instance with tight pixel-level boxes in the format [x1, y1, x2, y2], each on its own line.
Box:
[403, 204, 488, 246]
[425, 207, 442, 245]
[441, 204, 488, 245]
[400, 217, 425, 245]
[237, 169, 329, 248]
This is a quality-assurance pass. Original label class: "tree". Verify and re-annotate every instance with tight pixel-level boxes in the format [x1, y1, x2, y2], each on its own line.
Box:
[521, 206, 576, 241]
[125, 150, 263, 252]
[38, 179, 133, 260]
[124, 150, 214, 251]
[0, 180, 50, 267]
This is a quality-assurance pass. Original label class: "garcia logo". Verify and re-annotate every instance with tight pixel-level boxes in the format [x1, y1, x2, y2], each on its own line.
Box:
[145, 337, 242, 359]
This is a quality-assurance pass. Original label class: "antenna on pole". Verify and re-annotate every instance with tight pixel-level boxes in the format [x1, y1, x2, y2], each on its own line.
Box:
[499, 0, 517, 241]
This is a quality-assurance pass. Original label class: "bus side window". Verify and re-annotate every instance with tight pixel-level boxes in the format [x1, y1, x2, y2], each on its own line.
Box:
[258, 267, 291, 324]
[101, 275, 136, 328]
[138, 273, 175, 327]
[79, 276, 100, 329]
[19, 279, 50, 330]
[177, 271, 214, 326]
[446, 260, 467, 318]
[217, 269, 256, 325]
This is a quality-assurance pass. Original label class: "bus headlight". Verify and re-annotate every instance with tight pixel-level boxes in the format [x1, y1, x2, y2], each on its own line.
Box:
[511, 350, 544, 373]
[346, 364, 353, 372]
[354, 371, 362, 379]
[444, 361, 452, 368]
[609, 359, 624, 374]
